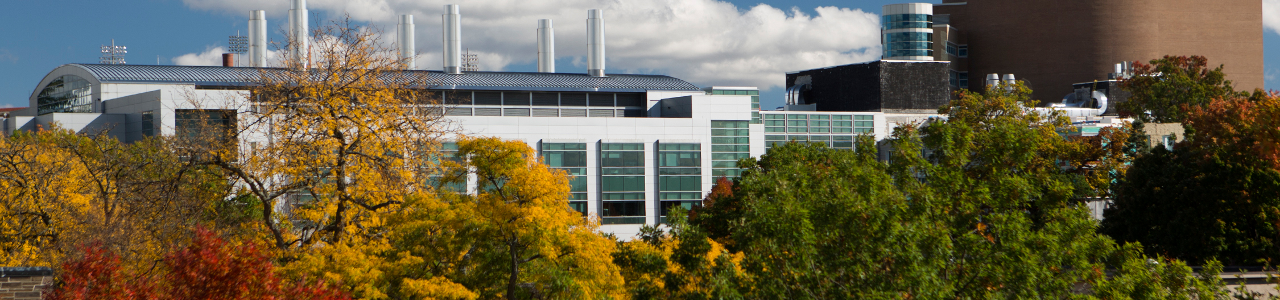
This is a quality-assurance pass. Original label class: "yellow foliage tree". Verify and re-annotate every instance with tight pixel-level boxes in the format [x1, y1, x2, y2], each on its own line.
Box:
[384, 137, 625, 300]
[185, 17, 448, 255]
[0, 128, 227, 270]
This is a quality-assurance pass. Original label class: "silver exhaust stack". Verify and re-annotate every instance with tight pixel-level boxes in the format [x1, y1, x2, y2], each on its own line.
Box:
[398, 15, 415, 69]
[289, 0, 308, 67]
[442, 4, 462, 74]
[249, 10, 267, 67]
[587, 9, 605, 77]
[537, 19, 555, 73]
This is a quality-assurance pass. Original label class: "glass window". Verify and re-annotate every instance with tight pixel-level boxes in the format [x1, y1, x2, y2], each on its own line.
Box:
[958, 45, 969, 57]
[141, 111, 155, 137]
[601, 142, 646, 222]
[764, 114, 785, 120]
[543, 143, 589, 214]
[959, 72, 969, 88]
[176, 109, 237, 141]
[787, 114, 808, 120]
[37, 75, 93, 115]
[711, 121, 749, 178]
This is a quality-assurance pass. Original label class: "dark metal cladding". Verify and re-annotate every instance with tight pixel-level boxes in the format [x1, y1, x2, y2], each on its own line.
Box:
[785, 61, 951, 113]
[71, 64, 700, 93]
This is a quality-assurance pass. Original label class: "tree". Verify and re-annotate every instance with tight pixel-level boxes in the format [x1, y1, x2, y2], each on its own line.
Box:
[1105, 92, 1280, 265]
[1118, 55, 1242, 123]
[0, 127, 229, 270]
[613, 211, 748, 300]
[381, 137, 625, 299]
[185, 17, 448, 252]
[49, 228, 351, 300]
[670, 83, 1230, 298]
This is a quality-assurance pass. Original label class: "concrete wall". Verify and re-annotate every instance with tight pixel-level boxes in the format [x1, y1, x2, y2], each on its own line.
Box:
[936, 0, 1264, 102]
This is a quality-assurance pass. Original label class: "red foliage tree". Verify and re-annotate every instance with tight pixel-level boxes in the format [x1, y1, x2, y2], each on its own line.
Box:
[47, 243, 156, 300]
[50, 228, 351, 300]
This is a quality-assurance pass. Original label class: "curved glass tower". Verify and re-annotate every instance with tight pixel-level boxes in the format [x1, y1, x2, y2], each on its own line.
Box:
[882, 3, 934, 61]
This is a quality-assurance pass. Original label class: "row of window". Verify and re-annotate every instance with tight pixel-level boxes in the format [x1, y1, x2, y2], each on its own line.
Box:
[437, 90, 646, 107]
[884, 49, 934, 58]
[762, 114, 874, 134]
[883, 32, 934, 43]
[950, 70, 970, 89]
[765, 135, 857, 150]
[443, 107, 644, 118]
[945, 42, 969, 58]
[36, 75, 93, 115]
[711, 121, 750, 178]
[542, 142, 711, 225]
[882, 14, 933, 30]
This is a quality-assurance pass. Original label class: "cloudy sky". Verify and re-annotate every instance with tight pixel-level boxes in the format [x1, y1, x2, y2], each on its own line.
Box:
[1, 0, 1279, 110]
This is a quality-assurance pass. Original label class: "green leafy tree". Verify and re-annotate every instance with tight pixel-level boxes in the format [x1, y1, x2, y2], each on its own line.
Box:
[1105, 92, 1280, 265]
[1118, 55, 1241, 123]
[676, 83, 1229, 298]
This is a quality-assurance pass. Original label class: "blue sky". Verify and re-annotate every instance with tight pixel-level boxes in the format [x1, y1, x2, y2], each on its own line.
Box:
[0, 0, 1276, 111]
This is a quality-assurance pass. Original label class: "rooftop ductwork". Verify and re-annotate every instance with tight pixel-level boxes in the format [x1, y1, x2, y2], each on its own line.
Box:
[248, 10, 267, 67]
[537, 19, 555, 73]
[442, 5, 462, 74]
[289, 0, 308, 67]
[587, 9, 606, 77]
[399, 15, 415, 69]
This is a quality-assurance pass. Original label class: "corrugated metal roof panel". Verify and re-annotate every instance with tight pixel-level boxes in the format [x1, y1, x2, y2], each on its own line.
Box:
[72, 64, 700, 92]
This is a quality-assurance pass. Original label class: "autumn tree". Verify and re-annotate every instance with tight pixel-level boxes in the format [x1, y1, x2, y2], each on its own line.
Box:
[1105, 92, 1280, 265]
[613, 210, 748, 300]
[0, 127, 229, 270]
[382, 137, 624, 300]
[49, 228, 350, 300]
[1118, 55, 1243, 122]
[183, 17, 448, 254]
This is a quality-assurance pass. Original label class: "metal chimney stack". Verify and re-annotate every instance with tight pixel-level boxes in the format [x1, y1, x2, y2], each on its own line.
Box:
[586, 9, 606, 77]
[248, 10, 267, 67]
[442, 5, 462, 74]
[289, 0, 309, 67]
[398, 15, 415, 69]
[537, 19, 555, 73]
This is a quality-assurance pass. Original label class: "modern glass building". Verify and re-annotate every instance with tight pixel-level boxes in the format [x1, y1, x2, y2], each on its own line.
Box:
[882, 3, 934, 61]
[7, 64, 897, 239]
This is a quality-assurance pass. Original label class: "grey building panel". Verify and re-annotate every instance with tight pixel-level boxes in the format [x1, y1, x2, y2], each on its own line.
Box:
[71, 64, 700, 92]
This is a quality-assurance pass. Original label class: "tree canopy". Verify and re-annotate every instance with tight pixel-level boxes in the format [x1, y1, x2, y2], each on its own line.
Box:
[1117, 55, 1242, 123]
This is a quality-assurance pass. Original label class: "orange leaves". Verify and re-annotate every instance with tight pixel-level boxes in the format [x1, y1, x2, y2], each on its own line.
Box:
[1184, 91, 1280, 169]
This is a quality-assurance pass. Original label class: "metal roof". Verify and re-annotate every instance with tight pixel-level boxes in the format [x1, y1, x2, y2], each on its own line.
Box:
[70, 64, 700, 92]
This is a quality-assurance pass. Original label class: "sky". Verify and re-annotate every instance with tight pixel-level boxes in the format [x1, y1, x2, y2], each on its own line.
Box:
[1, 0, 1279, 111]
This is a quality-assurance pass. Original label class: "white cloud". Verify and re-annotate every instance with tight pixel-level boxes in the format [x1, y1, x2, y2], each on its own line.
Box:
[172, 46, 230, 66]
[179, 0, 882, 91]
[1267, 0, 1280, 34]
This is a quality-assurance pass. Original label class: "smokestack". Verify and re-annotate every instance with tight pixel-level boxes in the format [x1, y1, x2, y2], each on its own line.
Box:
[249, 10, 266, 67]
[289, 0, 309, 67]
[398, 15, 415, 69]
[537, 19, 555, 73]
[442, 4, 462, 74]
[222, 53, 235, 67]
[586, 9, 606, 77]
